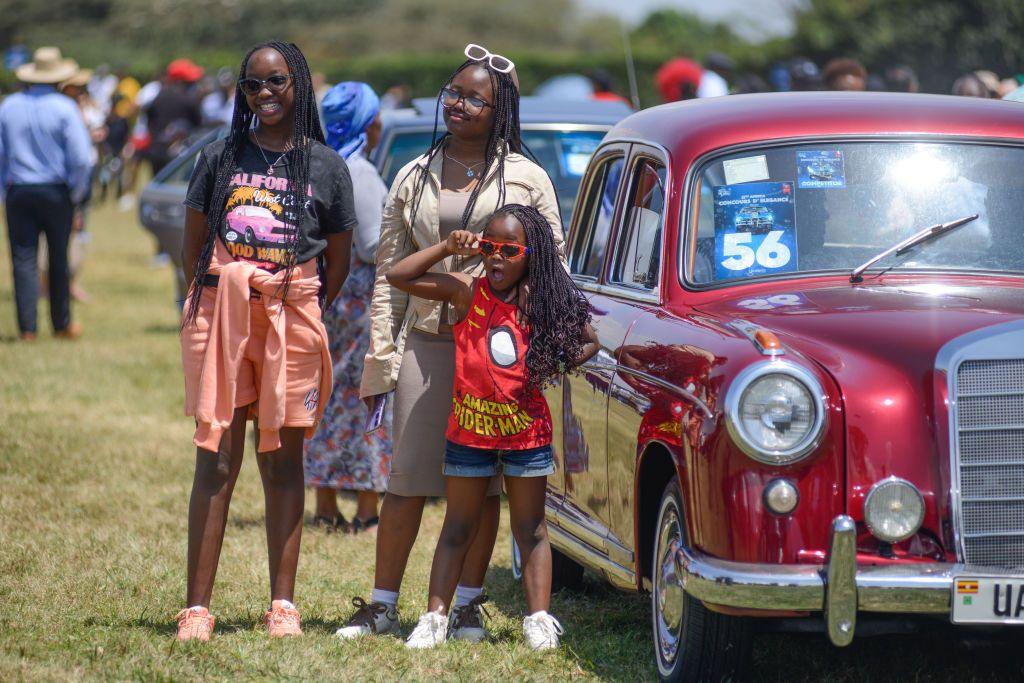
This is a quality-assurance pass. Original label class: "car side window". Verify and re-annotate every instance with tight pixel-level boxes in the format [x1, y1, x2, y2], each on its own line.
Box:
[610, 159, 666, 291]
[165, 150, 201, 186]
[570, 155, 625, 279]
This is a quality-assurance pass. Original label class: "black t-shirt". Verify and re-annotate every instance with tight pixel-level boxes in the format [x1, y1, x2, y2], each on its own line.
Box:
[184, 137, 356, 272]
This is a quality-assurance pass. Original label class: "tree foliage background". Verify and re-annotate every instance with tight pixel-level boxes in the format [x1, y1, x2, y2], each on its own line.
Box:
[0, 0, 1021, 101]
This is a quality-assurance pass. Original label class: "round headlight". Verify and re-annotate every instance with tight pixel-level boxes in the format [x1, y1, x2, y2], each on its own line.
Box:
[725, 361, 826, 465]
[864, 477, 924, 543]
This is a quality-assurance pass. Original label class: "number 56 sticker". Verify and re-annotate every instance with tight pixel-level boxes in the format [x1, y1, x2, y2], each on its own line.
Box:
[713, 181, 798, 280]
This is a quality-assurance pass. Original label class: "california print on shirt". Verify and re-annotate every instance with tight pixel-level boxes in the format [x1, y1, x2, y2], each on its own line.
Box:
[221, 172, 310, 270]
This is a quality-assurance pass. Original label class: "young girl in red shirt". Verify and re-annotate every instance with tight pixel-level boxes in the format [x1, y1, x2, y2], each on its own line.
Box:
[386, 203, 597, 650]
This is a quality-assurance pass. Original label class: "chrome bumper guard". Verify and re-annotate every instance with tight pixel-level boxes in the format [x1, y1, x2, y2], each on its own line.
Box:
[676, 515, 1021, 646]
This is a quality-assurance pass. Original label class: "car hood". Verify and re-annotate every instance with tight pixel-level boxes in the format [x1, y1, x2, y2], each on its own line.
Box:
[696, 278, 1024, 541]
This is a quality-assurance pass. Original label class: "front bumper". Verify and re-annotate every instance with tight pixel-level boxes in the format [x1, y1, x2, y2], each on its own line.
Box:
[677, 515, 1022, 646]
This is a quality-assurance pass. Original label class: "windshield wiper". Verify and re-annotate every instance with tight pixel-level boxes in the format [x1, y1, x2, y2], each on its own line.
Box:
[849, 214, 979, 283]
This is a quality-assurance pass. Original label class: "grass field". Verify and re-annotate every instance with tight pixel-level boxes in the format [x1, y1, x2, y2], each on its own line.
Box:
[3, 201, 1024, 681]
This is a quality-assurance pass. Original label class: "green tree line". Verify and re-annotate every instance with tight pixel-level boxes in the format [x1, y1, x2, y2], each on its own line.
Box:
[1, 0, 1022, 101]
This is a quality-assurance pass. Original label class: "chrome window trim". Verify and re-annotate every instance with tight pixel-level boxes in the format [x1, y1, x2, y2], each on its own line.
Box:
[606, 146, 671, 301]
[566, 143, 631, 282]
[677, 134, 1024, 292]
[724, 359, 828, 464]
[935, 318, 1024, 562]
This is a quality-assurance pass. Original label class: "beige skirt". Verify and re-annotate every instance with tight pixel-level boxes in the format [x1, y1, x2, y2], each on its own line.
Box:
[389, 328, 501, 497]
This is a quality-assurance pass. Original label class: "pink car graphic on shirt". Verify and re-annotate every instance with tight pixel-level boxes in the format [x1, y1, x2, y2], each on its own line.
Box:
[226, 205, 295, 245]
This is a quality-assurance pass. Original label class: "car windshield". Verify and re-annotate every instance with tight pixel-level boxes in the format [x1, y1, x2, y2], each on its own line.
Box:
[686, 141, 1024, 286]
[380, 128, 607, 230]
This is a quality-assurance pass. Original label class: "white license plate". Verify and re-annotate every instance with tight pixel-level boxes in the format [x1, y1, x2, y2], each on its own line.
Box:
[951, 576, 1024, 624]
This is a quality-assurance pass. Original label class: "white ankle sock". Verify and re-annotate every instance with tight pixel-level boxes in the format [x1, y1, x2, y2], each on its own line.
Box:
[188, 605, 206, 613]
[454, 585, 483, 608]
[371, 588, 399, 608]
[272, 599, 296, 610]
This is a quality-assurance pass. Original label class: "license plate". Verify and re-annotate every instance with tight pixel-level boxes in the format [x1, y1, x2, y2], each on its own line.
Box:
[952, 576, 1024, 624]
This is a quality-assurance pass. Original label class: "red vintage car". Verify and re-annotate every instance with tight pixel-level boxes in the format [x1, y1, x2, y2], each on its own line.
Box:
[537, 92, 1024, 680]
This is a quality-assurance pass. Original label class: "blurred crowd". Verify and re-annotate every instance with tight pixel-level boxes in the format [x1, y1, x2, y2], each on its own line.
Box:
[649, 53, 1024, 102]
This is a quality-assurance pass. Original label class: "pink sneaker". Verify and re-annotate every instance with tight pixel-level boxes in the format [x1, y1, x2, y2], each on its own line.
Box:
[263, 600, 302, 637]
[175, 607, 215, 642]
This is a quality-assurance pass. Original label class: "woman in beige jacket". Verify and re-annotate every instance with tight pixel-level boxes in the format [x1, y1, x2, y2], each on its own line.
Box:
[337, 46, 564, 642]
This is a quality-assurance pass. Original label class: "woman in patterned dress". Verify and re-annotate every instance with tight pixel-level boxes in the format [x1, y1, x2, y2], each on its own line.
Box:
[304, 82, 390, 532]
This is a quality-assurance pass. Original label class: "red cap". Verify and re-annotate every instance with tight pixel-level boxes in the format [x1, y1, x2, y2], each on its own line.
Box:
[655, 58, 703, 103]
[166, 58, 204, 83]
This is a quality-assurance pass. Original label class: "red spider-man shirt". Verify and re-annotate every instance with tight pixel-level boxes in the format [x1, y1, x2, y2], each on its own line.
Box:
[446, 278, 552, 450]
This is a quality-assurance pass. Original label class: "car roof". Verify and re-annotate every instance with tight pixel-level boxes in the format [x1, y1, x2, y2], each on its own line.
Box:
[381, 96, 631, 130]
[606, 92, 1024, 163]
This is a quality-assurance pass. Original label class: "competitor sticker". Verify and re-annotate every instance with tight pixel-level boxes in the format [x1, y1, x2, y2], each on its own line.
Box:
[723, 154, 769, 185]
[713, 182, 797, 280]
[797, 150, 846, 188]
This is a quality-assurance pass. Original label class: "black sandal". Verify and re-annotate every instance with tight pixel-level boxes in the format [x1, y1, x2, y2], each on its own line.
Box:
[348, 516, 379, 534]
[311, 513, 350, 533]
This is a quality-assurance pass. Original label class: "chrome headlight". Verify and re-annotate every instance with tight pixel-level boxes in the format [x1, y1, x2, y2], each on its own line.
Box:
[725, 360, 827, 465]
[864, 477, 924, 543]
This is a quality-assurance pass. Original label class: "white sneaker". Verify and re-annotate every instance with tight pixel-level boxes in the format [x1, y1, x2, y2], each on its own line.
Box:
[335, 597, 399, 639]
[523, 611, 563, 651]
[405, 610, 448, 649]
[448, 594, 489, 642]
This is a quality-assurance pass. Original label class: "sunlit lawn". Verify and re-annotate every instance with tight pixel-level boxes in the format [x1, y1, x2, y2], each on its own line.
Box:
[2, 201, 1024, 681]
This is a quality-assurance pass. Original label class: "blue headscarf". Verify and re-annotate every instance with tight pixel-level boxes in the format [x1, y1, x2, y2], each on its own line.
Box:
[322, 81, 380, 160]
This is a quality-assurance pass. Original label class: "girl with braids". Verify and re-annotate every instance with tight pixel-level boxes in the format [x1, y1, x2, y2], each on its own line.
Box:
[340, 44, 564, 643]
[385, 204, 597, 650]
[176, 41, 356, 641]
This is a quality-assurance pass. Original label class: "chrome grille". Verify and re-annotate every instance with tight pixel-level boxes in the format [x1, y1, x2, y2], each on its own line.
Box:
[957, 359, 1024, 568]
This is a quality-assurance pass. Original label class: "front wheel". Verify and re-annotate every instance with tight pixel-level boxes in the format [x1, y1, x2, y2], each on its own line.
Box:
[652, 477, 752, 682]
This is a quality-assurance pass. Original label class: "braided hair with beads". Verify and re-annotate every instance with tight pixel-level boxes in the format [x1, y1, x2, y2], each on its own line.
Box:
[493, 204, 591, 390]
[183, 41, 325, 326]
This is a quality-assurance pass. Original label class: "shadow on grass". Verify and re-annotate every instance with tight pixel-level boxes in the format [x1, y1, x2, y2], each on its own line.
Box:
[94, 615, 345, 638]
[144, 324, 182, 335]
[752, 625, 1024, 682]
[486, 565, 653, 679]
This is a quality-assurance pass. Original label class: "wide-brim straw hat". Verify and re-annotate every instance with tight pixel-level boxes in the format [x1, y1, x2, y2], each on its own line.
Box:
[61, 68, 92, 90]
[16, 47, 79, 84]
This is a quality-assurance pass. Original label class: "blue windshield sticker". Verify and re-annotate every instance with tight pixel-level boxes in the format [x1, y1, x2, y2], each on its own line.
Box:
[713, 181, 798, 280]
[797, 150, 845, 188]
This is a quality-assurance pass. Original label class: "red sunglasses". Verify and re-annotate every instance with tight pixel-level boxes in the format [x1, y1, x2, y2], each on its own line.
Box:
[478, 238, 530, 260]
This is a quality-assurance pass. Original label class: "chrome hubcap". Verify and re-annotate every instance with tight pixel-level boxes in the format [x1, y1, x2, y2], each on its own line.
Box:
[655, 502, 685, 666]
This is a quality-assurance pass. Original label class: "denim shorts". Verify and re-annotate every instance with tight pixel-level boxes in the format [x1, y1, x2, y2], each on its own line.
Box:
[443, 440, 555, 478]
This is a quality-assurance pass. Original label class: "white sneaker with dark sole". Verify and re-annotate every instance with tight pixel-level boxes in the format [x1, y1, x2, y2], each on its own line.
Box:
[523, 611, 563, 651]
[405, 610, 448, 649]
[335, 597, 399, 639]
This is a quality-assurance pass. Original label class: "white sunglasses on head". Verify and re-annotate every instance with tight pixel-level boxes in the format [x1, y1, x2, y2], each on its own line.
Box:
[464, 44, 515, 74]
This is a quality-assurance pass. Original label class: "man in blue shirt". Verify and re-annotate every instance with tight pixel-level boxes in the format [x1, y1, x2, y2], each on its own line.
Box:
[0, 47, 93, 340]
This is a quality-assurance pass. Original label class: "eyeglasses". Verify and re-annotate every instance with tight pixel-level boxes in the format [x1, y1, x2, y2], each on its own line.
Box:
[237, 74, 292, 96]
[479, 238, 529, 259]
[464, 44, 515, 74]
[440, 87, 492, 116]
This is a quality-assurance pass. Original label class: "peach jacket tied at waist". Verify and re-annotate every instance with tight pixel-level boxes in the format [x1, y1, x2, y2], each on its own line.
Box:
[184, 242, 332, 453]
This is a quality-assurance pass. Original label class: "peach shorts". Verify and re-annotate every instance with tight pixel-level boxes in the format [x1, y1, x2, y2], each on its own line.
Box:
[182, 286, 324, 428]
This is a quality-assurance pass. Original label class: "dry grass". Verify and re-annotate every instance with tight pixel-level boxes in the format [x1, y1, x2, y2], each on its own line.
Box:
[1, 201, 1023, 681]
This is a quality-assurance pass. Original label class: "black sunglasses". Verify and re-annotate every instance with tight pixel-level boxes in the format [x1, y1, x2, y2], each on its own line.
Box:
[238, 74, 292, 96]
[440, 87, 492, 116]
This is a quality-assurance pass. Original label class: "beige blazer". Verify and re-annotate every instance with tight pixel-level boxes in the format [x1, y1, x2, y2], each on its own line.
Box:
[360, 148, 564, 398]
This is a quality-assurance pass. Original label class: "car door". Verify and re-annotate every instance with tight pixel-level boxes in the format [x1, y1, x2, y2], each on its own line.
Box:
[601, 150, 670, 561]
[549, 143, 638, 555]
